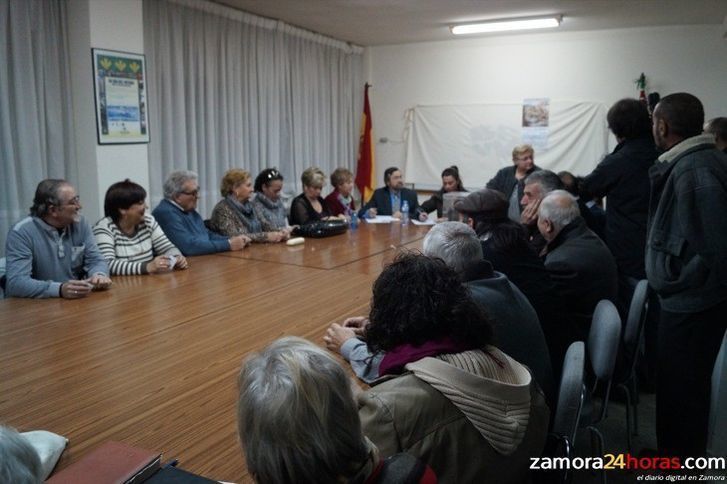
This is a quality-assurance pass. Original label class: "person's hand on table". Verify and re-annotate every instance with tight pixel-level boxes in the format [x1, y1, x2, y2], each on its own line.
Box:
[174, 255, 189, 270]
[342, 316, 369, 337]
[87, 274, 112, 290]
[324, 323, 357, 354]
[418, 212, 428, 222]
[229, 234, 251, 251]
[60, 280, 93, 299]
[146, 255, 175, 274]
[366, 208, 377, 219]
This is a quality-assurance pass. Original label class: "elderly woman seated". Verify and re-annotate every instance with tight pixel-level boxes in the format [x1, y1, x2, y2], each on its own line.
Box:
[209, 169, 288, 243]
[323, 167, 356, 217]
[237, 336, 436, 484]
[356, 253, 549, 483]
[93, 179, 187, 275]
[289, 167, 344, 226]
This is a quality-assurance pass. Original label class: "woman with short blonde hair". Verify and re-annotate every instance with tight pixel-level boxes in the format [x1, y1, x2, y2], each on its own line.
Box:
[289, 167, 331, 225]
[486, 144, 541, 222]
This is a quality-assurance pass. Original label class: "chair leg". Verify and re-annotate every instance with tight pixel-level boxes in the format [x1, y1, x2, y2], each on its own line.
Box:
[589, 426, 607, 484]
[624, 386, 633, 452]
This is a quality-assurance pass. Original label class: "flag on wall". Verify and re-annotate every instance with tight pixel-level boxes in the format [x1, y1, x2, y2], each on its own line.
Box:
[355, 83, 375, 202]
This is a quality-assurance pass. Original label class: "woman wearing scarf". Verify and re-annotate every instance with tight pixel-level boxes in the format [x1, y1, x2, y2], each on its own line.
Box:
[210, 169, 288, 243]
[358, 253, 549, 483]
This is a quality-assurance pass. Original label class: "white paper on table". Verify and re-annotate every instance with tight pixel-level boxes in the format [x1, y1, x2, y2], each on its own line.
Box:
[412, 218, 435, 226]
[364, 215, 396, 224]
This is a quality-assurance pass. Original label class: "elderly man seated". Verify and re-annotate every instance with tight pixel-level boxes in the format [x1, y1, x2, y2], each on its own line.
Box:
[5, 179, 110, 298]
[537, 190, 617, 347]
[325, 222, 554, 406]
[152, 170, 250, 256]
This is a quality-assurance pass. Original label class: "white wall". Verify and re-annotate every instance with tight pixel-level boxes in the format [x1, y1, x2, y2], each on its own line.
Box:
[367, 25, 727, 185]
[68, 0, 148, 222]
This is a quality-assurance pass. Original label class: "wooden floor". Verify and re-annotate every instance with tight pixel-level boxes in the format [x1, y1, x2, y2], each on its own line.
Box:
[0, 222, 430, 483]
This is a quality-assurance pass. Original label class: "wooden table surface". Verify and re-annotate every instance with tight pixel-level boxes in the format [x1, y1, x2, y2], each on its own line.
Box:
[0, 222, 430, 483]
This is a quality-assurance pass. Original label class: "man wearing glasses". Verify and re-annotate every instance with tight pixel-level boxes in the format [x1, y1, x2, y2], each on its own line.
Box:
[5, 179, 111, 298]
[153, 170, 250, 256]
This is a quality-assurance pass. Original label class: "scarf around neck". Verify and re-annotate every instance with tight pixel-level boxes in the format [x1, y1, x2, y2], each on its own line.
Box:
[378, 337, 474, 376]
[226, 195, 262, 233]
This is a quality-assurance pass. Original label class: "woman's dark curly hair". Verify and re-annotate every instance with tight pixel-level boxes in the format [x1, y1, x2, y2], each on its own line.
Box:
[365, 253, 495, 353]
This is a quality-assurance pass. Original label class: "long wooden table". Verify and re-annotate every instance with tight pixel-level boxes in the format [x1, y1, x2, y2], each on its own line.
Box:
[0, 222, 430, 483]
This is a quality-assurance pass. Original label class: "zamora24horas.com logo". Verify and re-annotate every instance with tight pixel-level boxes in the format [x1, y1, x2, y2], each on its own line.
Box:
[530, 453, 726, 473]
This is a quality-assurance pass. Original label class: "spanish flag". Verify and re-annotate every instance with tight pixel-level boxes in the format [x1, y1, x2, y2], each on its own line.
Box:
[355, 83, 375, 202]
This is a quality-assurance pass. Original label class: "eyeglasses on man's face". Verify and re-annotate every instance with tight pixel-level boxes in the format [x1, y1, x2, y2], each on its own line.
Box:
[56, 196, 81, 207]
[180, 188, 200, 197]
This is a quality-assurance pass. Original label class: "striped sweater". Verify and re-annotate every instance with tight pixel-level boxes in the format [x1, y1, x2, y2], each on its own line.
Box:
[93, 214, 181, 275]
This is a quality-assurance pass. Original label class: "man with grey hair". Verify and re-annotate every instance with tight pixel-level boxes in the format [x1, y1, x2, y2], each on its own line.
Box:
[537, 190, 617, 343]
[5, 179, 110, 298]
[325, 222, 555, 406]
[237, 337, 435, 483]
[0, 426, 42, 484]
[519, 169, 564, 253]
[153, 170, 250, 255]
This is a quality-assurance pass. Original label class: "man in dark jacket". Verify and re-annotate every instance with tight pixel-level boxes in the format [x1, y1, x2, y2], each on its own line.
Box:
[581, 98, 659, 316]
[358, 167, 426, 221]
[537, 190, 618, 344]
[647, 93, 727, 458]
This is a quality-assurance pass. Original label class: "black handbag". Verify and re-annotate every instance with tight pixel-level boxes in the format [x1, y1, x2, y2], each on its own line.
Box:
[292, 219, 349, 238]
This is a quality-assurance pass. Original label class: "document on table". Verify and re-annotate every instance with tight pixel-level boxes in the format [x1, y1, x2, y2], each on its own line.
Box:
[364, 215, 396, 224]
[412, 218, 435, 226]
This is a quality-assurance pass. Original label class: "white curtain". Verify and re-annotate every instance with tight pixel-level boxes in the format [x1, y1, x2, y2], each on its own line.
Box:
[0, 0, 76, 257]
[143, 0, 364, 216]
[405, 101, 609, 190]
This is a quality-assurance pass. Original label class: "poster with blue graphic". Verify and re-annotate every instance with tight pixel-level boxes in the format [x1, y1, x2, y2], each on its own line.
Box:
[93, 49, 149, 144]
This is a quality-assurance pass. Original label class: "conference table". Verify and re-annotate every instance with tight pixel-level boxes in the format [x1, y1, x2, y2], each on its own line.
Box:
[0, 221, 431, 483]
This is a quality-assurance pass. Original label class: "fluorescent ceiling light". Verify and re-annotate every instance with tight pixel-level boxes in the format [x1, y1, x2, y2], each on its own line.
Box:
[451, 16, 562, 35]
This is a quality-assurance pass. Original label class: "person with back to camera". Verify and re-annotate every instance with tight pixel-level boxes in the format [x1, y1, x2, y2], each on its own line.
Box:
[419, 165, 467, 220]
[324, 167, 356, 217]
[0, 425, 43, 484]
[354, 253, 549, 483]
[152, 170, 250, 256]
[237, 336, 437, 484]
[486, 144, 541, 223]
[703, 116, 727, 153]
[250, 168, 293, 234]
[289, 167, 341, 226]
[5, 179, 111, 299]
[93, 179, 188, 275]
[358, 167, 427, 221]
[209, 169, 288, 243]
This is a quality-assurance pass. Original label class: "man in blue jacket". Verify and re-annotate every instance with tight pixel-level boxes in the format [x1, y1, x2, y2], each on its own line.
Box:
[153, 170, 249, 256]
[358, 167, 427, 221]
[647, 93, 727, 458]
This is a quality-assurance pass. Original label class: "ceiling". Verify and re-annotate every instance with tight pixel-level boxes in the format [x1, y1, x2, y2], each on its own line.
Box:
[211, 0, 727, 46]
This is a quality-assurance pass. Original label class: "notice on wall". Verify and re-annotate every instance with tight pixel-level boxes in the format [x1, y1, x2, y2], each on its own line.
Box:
[522, 98, 550, 150]
[93, 49, 149, 144]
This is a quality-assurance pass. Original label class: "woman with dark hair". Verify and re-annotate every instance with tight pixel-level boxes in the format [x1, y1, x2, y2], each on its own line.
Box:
[359, 253, 549, 483]
[209, 169, 288, 243]
[93, 179, 187, 275]
[419, 165, 467, 219]
[251, 168, 290, 232]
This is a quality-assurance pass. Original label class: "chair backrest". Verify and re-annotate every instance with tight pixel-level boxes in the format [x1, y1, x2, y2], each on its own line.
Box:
[587, 300, 622, 381]
[552, 341, 586, 445]
[624, 280, 649, 350]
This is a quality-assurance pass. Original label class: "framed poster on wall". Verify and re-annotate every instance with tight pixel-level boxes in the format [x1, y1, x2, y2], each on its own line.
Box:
[92, 48, 149, 144]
